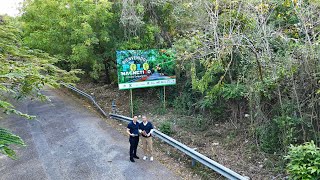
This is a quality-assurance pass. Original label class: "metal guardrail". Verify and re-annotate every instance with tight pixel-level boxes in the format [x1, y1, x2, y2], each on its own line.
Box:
[110, 114, 249, 180]
[63, 83, 249, 180]
[63, 83, 107, 117]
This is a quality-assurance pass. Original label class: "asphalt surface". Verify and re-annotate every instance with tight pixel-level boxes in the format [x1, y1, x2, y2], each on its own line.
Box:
[0, 88, 180, 180]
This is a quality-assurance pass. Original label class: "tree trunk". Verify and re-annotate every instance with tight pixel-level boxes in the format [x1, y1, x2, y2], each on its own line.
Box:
[104, 60, 111, 84]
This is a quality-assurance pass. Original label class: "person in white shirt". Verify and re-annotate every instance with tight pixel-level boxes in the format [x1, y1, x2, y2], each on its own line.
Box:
[138, 115, 154, 161]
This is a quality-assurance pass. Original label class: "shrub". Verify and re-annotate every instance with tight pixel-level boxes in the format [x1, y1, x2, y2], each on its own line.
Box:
[258, 116, 300, 153]
[257, 122, 282, 153]
[159, 121, 173, 135]
[285, 141, 320, 180]
[133, 98, 142, 115]
[172, 93, 193, 115]
[151, 105, 166, 115]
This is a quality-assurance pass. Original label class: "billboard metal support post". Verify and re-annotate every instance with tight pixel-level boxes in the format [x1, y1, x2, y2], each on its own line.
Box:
[130, 89, 133, 117]
[163, 86, 166, 110]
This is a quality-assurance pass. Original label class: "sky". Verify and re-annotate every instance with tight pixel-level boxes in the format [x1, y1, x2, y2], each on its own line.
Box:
[0, 0, 24, 17]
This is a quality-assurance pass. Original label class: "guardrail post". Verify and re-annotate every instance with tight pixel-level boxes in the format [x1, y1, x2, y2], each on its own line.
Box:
[112, 99, 117, 114]
[192, 159, 197, 167]
[192, 148, 197, 167]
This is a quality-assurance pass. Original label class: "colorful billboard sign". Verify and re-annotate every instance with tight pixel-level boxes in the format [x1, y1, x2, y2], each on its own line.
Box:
[116, 49, 176, 90]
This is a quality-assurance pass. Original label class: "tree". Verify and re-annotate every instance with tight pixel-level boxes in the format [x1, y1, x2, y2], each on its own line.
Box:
[172, 0, 320, 151]
[0, 15, 79, 159]
[21, 0, 177, 83]
[21, 0, 114, 82]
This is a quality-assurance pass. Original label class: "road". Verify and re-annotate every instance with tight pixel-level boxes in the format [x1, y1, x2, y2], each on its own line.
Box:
[0, 88, 180, 180]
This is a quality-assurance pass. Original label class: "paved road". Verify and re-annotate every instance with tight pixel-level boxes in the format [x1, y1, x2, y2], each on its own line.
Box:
[0, 88, 180, 180]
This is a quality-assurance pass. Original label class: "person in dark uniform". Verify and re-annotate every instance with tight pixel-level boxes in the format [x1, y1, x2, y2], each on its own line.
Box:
[126, 115, 140, 162]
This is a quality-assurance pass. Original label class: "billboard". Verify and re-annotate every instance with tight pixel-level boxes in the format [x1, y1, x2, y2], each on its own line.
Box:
[116, 49, 176, 90]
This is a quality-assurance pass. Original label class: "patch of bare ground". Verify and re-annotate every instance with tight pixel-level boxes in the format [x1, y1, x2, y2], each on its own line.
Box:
[69, 82, 286, 180]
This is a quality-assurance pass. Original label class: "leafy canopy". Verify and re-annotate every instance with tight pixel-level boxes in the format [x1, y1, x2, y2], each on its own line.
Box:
[0, 16, 79, 159]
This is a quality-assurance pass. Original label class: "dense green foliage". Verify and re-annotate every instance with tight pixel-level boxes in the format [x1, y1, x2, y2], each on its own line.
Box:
[159, 121, 173, 136]
[21, 0, 175, 82]
[0, 16, 78, 159]
[285, 141, 320, 179]
[171, 0, 320, 153]
[21, 0, 114, 80]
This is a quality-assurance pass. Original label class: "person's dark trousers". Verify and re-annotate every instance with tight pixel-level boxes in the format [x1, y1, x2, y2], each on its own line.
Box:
[129, 136, 139, 161]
